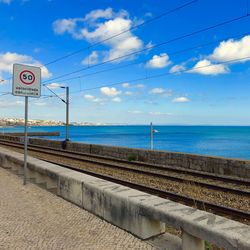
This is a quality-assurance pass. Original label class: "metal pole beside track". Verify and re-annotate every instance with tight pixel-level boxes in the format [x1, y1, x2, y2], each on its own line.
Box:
[66, 86, 69, 141]
[150, 122, 153, 150]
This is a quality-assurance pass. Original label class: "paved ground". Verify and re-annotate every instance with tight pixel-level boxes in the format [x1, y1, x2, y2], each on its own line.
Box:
[0, 167, 157, 250]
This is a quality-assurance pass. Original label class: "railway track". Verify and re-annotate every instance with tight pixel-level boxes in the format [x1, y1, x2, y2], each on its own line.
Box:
[0, 138, 250, 222]
[0, 139, 249, 196]
[44, 159, 250, 222]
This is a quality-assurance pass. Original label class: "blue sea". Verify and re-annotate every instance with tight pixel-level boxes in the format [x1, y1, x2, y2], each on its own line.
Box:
[1, 125, 250, 160]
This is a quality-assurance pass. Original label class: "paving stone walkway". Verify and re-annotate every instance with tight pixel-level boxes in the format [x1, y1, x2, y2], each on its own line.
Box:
[0, 168, 157, 250]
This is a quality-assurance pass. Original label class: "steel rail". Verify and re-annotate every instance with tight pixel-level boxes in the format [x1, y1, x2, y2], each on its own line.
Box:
[43, 159, 250, 222]
[0, 139, 249, 197]
[0, 138, 249, 186]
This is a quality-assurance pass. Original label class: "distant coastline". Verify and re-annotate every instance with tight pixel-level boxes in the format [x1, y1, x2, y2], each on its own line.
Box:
[1, 118, 250, 127]
[0, 118, 109, 127]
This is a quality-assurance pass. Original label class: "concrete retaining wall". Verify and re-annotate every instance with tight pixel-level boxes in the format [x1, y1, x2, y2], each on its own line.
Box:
[5, 132, 60, 137]
[0, 146, 250, 249]
[1, 134, 250, 178]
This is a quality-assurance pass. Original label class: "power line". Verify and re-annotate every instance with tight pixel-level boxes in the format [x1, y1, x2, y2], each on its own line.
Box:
[0, 92, 11, 97]
[37, 55, 250, 104]
[44, 55, 250, 98]
[43, 13, 250, 84]
[45, 0, 198, 66]
[0, 0, 198, 84]
[54, 31, 250, 83]
[41, 56, 250, 101]
[43, 84, 66, 103]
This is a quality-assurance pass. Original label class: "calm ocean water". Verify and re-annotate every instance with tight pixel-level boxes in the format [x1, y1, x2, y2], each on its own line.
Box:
[1, 125, 250, 160]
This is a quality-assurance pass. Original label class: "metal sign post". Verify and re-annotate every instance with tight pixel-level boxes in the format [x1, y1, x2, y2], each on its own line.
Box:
[12, 64, 41, 185]
[23, 96, 28, 185]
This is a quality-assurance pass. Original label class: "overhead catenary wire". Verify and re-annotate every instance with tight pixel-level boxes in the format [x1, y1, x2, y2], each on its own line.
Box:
[45, 0, 198, 66]
[43, 55, 250, 98]
[43, 13, 250, 84]
[0, 0, 198, 84]
[54, 31, 250, 83]
[43, 84, 66, 103]
[0, 92, 11, 97]
[3, 3, 250, 101]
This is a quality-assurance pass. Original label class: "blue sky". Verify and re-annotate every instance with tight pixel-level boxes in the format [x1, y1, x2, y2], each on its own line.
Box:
[1, 0, 250, 125]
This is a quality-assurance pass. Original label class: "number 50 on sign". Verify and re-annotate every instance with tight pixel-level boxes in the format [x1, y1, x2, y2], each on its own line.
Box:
[12, 64, 41, 98]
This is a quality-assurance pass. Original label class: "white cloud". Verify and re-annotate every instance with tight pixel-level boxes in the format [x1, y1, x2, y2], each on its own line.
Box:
[0, 0, 11, 4]
[163, 90, 173, 97]
[186, 35, 250, 76]
[172, 97, 190, 103]
[128, 110, 172, 116]
[34, 102, 47, 106]
[124, 91, 133, 96]
[0, 100, 24, 108]
[149, 88, 172, 97]
[82, 51, 99, 65]
[122, 82, 130, 88]
[146, 53, 171, 68]
[210, 35, 250, 63]
[145, 100, 158, 105]
[47, 82, 63, 89]
[170, 64, 186, 73]
[84, 8, 114, 22]
[135, 84, 144, 88]
[84, 92, 121, 104]
[100, 87, 121, 97]
[128, 110, 143, 114]
[149, 88, 165, 94]
[53, 18, 77, 35]
[189, 59, 229, 75]
[15, 100, 24, 105]
[112, 97, 121, 102]
[84, 94, 104, 104]
[93, 98, 104, 104]
[149, 111, 172, 116]
[84, 94, 95, 101]
[53, 8, 144, 62]
[0, 52, 52, 79]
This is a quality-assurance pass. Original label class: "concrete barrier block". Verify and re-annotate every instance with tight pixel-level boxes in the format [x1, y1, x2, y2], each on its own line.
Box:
[100, 182, 165, 239]
[58, 172, 85, 207]
[102, 184, 135, 231]
[45, 176, 57, 190]
[128, 193, 165, 239]
[182, 231, 204, 250]
[27, 168, 36, 180]
[27, 160, 71, 181]
[82, 178, 108, 218]
[17, 165, 24, 175]
[35, 172, 47, 185]
[138, 196, 250, 249]
[0, 154, 8, 168]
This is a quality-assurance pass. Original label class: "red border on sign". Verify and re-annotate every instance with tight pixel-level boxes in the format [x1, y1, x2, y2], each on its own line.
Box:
[19, 70, 35, 85]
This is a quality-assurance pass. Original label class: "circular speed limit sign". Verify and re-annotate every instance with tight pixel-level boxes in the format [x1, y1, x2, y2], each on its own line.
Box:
[19, 70, 35, 85]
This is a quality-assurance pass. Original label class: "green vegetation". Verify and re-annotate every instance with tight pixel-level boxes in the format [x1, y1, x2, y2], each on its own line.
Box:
[205, 241, 223, 250]
[127, 153, 137, 161]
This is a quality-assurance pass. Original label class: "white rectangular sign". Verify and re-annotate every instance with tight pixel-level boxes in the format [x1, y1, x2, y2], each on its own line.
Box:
[12, 64, 41, 98]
